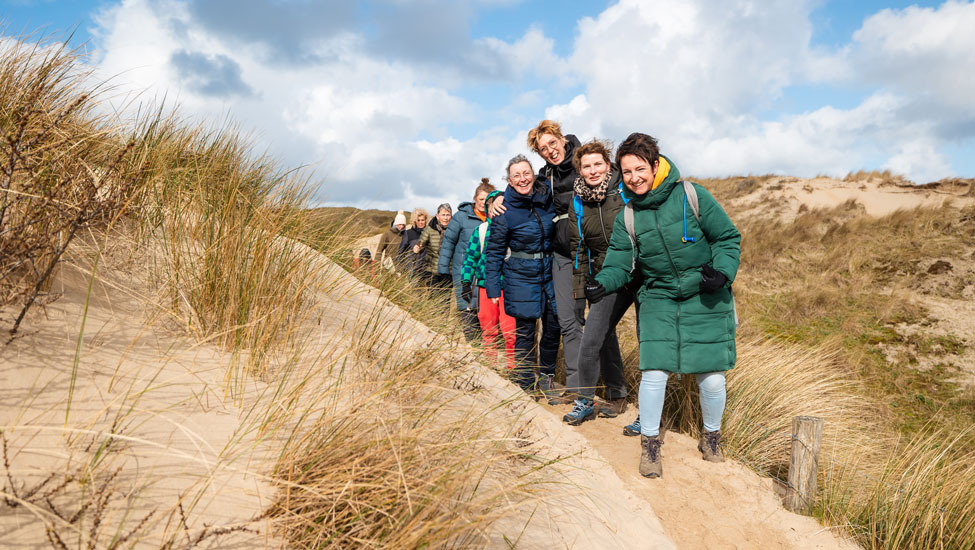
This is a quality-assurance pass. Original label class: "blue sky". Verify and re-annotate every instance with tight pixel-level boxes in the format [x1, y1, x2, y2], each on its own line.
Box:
[2, 0, 972, 209]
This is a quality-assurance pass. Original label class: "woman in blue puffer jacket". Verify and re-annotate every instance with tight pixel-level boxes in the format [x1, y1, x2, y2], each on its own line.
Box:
[484, 155, 560, 395]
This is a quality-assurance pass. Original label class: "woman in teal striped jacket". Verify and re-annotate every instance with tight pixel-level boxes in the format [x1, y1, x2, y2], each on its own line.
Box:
[461, 190, 516, 370]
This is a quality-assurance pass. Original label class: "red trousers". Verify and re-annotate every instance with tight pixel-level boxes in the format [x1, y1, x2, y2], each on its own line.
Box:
[477, 287, 517, 370]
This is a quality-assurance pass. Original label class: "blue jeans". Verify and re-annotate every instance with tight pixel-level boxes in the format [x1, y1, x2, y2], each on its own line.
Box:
[512, 299, 560, 391]
[573, 288, 633, 400]
[638, 370, 726, 437]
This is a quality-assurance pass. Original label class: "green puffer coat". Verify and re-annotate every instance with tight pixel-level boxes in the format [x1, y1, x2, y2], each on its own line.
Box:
[595, 155, 741, 374]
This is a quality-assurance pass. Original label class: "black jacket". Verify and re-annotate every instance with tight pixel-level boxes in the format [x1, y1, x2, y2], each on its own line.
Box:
[397, 226, 424, 275]
[538, 134, 581, 257]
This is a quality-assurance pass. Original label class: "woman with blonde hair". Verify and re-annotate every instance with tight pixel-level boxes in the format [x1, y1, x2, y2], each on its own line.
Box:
[398, 207, 429, 276]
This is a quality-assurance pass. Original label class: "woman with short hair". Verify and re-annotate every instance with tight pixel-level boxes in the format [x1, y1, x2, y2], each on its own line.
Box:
[491, 120, 584, 404]
[588, 132, 741, 478]
[414, 204, 451, 292]
[484, 155, 560, 394]
[562, 139, 630, 425]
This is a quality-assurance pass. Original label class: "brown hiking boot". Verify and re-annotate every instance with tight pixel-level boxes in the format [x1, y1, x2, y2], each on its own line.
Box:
[639, 434, 663, 478]
[698, 430, 725, 463]
[597, 397, 627, 418]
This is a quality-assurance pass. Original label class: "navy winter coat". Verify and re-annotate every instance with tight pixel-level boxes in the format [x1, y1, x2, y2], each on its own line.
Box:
[484, 183, 556, 320]
[438, 201, 484, 310]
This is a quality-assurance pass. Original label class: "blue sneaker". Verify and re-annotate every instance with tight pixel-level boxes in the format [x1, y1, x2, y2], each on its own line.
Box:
[623, 415, 641, 436]
[563, 398, 596, 426]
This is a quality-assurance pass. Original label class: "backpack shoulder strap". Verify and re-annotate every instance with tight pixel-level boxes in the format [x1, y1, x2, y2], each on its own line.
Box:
[682, 180, 700, 221]
[624, 202, 637, 272]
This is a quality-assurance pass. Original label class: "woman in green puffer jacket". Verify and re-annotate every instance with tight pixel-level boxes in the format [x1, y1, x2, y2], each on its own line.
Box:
[587, 133, 741, 479]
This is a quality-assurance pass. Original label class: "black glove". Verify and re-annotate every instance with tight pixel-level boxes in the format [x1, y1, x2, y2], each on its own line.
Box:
[461, 282, 473, 304]
[699, 263, 727, 293]
[584, 281, 607, 304]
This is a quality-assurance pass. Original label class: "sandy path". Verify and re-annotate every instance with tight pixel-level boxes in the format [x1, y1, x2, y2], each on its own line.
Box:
[538, 403, 859, 550]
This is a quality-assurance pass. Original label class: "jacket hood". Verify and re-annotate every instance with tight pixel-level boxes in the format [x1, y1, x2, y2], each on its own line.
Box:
[456, 201, 478, 217]
[622, 154, 682, 208]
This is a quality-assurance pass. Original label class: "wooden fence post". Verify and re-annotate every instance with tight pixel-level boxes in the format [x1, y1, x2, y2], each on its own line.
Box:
[785, 415, 824, 514]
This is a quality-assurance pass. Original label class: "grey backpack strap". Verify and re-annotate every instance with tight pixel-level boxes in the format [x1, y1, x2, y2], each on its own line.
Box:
[682, 180, 700, 221]
[624, 202, 637, 272]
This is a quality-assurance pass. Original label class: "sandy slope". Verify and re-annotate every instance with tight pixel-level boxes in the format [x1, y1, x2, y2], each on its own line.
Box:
[1, 235, 677, 548]
[1, 254, 279, 547]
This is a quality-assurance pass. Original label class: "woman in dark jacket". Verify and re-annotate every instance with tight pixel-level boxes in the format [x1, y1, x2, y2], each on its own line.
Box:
[490, 120, 584, 404]
[484, 155, 560, 395]
[588, 133, 741, 479]
[397, 208, 428, 277]
[562, 139, 630, 425]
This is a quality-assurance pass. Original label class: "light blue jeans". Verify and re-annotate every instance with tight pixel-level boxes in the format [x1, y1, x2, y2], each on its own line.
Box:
[638, 370, 726, 437]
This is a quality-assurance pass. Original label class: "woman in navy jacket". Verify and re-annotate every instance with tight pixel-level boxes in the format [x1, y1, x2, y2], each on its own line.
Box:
[484, 155, 560, 394]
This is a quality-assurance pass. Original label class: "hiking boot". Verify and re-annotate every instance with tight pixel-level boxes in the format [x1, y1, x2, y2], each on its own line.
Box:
[622, 415, 641, 436]
[598, 397, 627, 418]
[562, 398, 596, 426]
[639, 434, 663, 478]
[698, 430, 725, 463]
[536, 374, 561, 404]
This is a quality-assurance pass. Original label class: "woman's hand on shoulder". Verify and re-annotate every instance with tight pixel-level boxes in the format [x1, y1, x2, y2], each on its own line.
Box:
[488, 195, 506, 217]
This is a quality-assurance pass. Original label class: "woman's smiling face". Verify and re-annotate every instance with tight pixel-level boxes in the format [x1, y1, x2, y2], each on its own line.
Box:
[507, 161, 535, 195]
[536, 133, 566, 166]
[580, 153, 609, 187]
[620, 154, 658, 196]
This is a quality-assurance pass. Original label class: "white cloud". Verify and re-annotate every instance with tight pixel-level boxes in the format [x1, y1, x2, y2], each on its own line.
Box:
[82, 0, 974, 207]
[852, 1, 975, 108]
[544, 0, 972, 183]
[87, 0, 534, 209]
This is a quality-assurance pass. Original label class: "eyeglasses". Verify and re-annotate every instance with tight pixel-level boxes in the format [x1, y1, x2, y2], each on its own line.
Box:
[538, 140, 561, 156]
